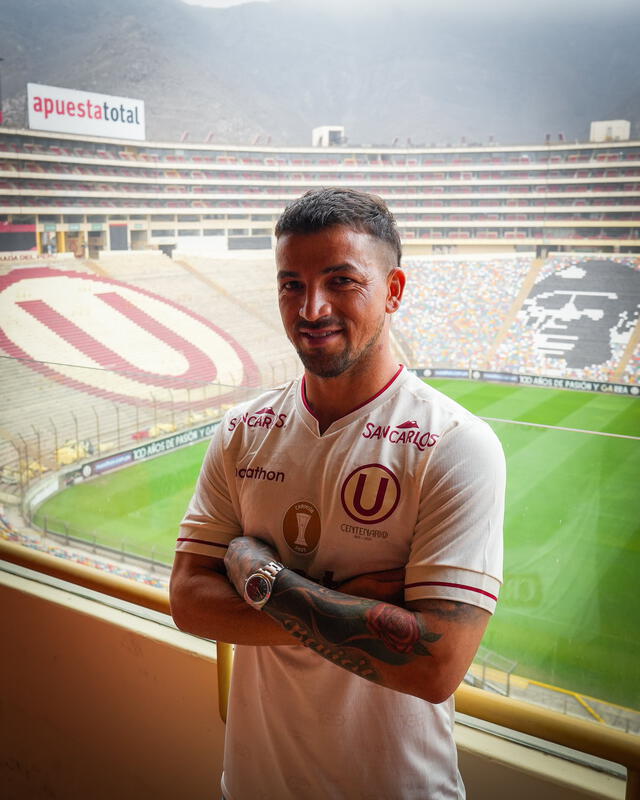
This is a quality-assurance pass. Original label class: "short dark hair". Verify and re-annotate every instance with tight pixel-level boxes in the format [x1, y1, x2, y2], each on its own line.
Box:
[274, 187, 402, 268]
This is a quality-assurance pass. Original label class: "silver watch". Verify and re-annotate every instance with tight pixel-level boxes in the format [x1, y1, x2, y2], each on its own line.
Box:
[244, 560, 285, 610]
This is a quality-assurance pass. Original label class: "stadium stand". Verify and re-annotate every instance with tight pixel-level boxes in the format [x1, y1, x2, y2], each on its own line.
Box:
[394, 255, 534, 367]
[487, 255, 640, 383]
[0, 254, 298, 494]
[0, 524, 168, 589]
[1, 127, 639, 502]
[1, 251, 638, 498]
[391, 252, 640, 384]
[1, 127, 639, 256]
[97, 252, 296, 384]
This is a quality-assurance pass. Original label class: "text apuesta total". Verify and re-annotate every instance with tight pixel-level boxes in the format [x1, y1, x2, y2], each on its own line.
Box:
[32, 95, 141, 124]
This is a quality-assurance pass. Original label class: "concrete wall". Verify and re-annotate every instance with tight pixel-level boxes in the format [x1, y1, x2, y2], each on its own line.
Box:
[1, 572, 225, 800]
[0, 570, 625, 800]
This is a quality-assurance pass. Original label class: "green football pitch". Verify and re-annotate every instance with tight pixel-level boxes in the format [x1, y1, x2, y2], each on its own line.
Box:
[34, 379, 640, 709]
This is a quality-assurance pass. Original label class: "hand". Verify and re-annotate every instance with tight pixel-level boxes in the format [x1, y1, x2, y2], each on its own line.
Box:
[337, 567, 405, 606]
[224, 536, 279, 597]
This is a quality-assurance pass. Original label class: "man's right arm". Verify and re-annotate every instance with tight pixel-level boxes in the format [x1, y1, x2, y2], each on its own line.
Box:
[170, 551, 297, 645]
[170, 551, 406, 645]
[169, 417, 295, 645]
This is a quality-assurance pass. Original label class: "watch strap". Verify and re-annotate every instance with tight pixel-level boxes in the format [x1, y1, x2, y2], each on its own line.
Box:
[261, 560, 285, 580]
[244, 560, 285, 609]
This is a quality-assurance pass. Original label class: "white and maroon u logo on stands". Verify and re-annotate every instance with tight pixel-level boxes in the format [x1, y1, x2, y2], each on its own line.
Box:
[340, 464, 401, 525]
[0, 267, 259, 406]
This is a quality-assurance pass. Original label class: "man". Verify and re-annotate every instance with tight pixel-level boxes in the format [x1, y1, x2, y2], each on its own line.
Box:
[171, 188, 505, 799]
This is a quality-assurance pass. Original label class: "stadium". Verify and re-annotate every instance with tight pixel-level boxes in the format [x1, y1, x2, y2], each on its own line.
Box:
[1, 104, 639, 799]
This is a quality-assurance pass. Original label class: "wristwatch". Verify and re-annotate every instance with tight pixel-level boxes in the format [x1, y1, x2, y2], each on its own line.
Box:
[244, 560, 285, 610]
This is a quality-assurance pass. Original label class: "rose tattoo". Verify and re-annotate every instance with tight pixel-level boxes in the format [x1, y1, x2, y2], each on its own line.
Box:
[366, 603, 441, 656]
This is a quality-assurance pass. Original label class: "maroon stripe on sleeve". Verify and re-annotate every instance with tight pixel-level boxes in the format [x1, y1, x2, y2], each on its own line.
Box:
[176, 537, 228, 550]
[405, 580, 498, 602]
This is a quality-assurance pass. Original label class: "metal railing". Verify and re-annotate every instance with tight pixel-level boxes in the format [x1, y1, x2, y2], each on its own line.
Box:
[34, 517, 174, 570]
[1, 538, 638, 798]
[1, 353, 303, 503]
[1, 397, 232, 497]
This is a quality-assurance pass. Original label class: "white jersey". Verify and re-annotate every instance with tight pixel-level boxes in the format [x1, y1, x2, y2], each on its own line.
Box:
[178, 366, 505, 800]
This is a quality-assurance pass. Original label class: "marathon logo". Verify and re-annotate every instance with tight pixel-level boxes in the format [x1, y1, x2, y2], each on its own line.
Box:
[228, 406, 287, 432]
[362, 419, 439, 451]
[235, 465, 285, 483]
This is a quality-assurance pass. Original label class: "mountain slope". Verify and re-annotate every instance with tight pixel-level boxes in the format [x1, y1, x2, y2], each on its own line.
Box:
[1, 0, 638, 145]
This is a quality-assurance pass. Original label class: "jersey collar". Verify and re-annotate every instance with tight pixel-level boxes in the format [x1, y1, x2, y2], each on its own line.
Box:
[296, 365, 407, 436]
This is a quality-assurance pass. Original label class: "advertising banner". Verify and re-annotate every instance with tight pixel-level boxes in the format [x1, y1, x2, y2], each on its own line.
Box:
[63, 421, 220, 487]
[413, 368, 469, 380]
[472, 370, 639, 396]
[27, 83, 145, 141]
[410, 367, 639, 396]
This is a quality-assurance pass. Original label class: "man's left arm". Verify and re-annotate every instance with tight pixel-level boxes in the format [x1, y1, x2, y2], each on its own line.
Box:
[225, 536, 489, 704]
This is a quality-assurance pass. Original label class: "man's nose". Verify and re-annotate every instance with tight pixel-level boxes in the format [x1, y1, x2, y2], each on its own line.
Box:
[300, 286, 331, 321]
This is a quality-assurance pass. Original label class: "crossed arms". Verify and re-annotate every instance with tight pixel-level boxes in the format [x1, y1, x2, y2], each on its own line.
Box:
[170, 537, 489, 704]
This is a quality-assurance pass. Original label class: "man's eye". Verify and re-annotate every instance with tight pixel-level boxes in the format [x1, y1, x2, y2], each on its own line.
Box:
[280, 281, 302, 292]
[332, 276, 354, 286]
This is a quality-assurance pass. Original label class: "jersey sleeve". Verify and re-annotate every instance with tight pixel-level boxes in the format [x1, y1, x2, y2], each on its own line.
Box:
[176, 420, 242, 559]
[405, 418, 505, 614]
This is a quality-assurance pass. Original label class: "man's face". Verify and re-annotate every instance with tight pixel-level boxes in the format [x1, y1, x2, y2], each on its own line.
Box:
[276, 225, 404, 379]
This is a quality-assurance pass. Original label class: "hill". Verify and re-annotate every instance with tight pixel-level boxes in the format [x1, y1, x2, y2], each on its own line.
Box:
[1, 0, 639, 145]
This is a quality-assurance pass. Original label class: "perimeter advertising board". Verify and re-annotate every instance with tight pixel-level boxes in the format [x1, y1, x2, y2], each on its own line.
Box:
[61, 421, 221, 488]
[27, 83, 145, 141]
[410, 367, 639, 396]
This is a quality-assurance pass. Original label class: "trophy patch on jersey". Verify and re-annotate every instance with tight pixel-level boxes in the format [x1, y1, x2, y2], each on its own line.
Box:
[340, 464, 401, 525]
[283, 501, 321, 555]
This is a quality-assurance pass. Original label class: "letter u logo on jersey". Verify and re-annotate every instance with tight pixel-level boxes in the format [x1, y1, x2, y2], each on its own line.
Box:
[340, 464, 400, 525]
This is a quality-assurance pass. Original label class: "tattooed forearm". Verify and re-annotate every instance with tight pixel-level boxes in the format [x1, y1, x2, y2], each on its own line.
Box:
[265, 570, 441, 683]
[282, 618, 380, 680]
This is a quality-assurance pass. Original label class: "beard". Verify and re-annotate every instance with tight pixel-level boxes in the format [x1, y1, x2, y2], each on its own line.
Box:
[297, 347, 355, 378]
[294, 314, 386, 379]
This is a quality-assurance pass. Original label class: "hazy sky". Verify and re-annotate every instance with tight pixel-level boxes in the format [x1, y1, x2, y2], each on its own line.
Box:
[180, 0, 639, 9]
[181, 0, 266, 6]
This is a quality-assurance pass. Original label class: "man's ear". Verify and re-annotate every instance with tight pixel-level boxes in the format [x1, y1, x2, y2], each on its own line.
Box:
[386, 268, 406, 314]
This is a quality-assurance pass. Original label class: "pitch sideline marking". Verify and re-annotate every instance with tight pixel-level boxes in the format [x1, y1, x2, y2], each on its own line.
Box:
[481, 416, 640, 441]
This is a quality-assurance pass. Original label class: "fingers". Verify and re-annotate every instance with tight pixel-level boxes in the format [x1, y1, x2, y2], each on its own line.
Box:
[364, 567, 406, 583]
[341, 567, 405, 586]
[337, 568, 406, 605]
[224, 536, 278, 595]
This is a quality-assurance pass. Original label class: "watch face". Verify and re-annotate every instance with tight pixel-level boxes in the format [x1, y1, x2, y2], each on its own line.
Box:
[246, 574, 270, 605]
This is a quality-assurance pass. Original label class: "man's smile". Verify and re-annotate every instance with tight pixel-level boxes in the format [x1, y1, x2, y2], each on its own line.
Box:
[297, 321, 344, 345]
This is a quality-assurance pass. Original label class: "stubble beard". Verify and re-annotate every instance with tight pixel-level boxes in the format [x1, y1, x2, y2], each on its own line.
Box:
[295, 314, 387, 379]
